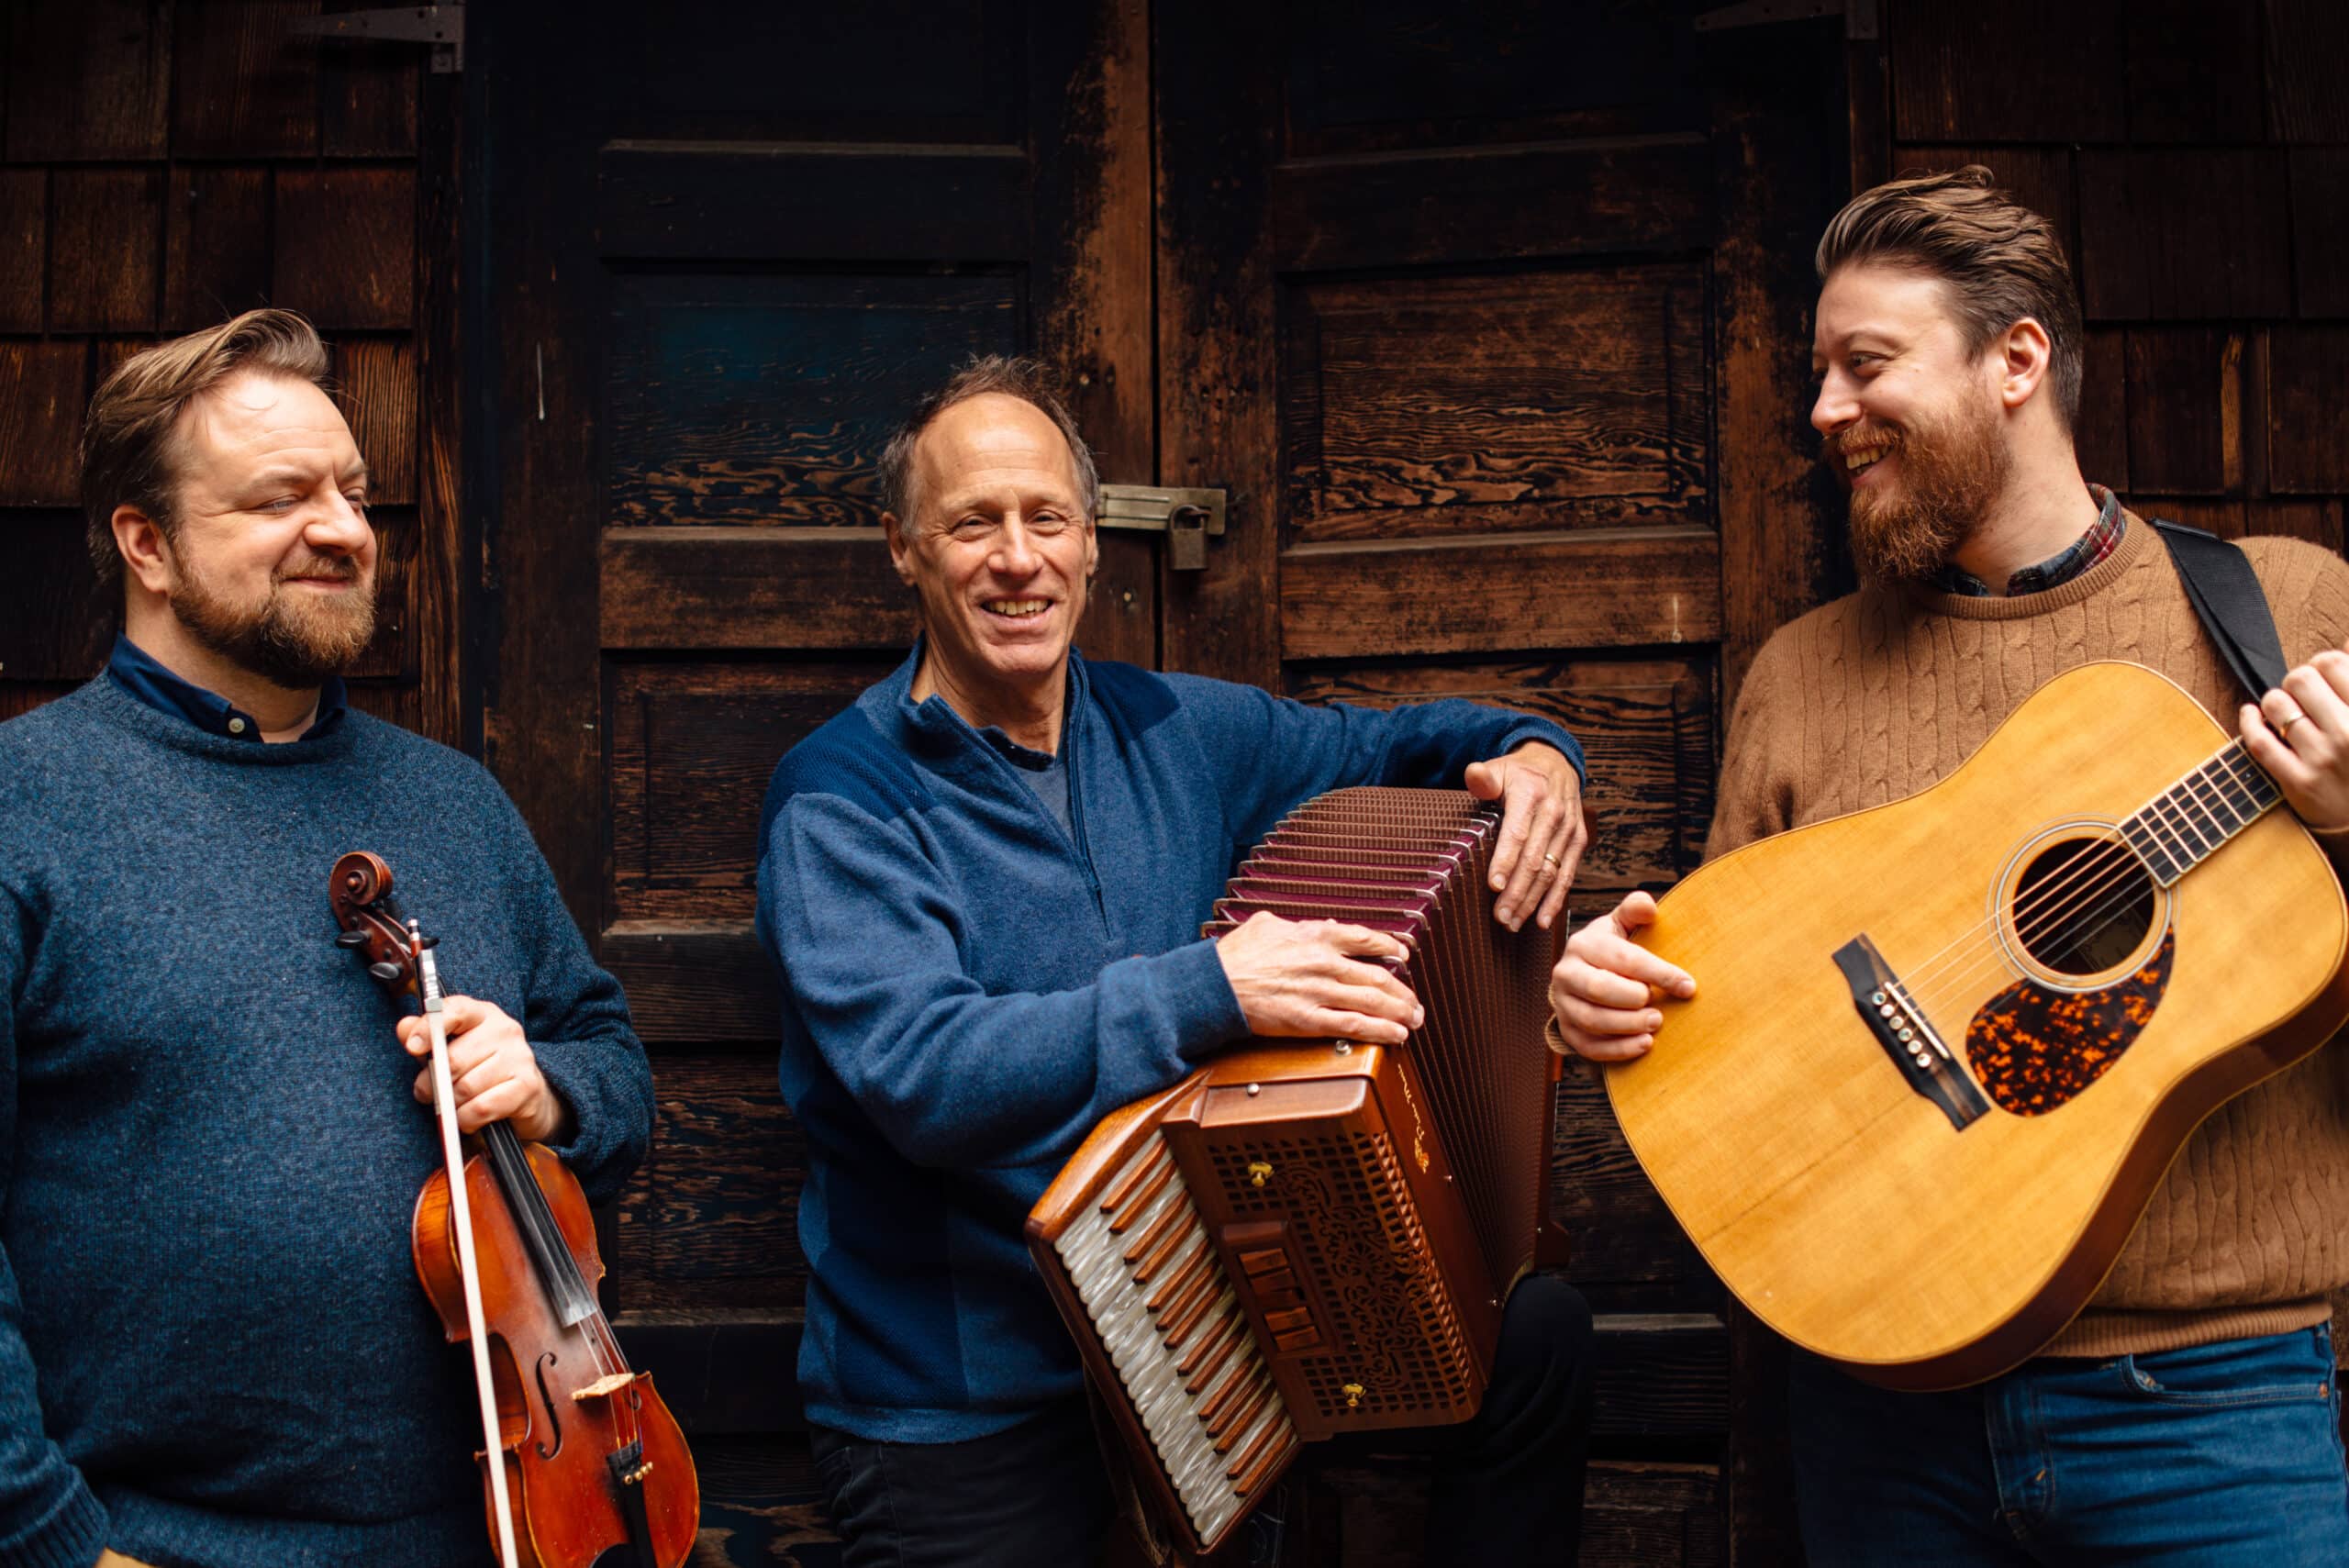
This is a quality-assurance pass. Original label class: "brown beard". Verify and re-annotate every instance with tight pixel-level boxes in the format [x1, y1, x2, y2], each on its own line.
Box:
[1826, 394, 2010, 584]
[169, 550, 378, 689]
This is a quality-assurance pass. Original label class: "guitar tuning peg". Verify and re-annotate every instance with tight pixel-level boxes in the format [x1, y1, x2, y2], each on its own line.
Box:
[334, 930, 370, 949]
[367, 962, 402, 983]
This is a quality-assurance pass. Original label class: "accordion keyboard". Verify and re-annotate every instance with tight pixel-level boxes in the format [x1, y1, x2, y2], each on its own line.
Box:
[1050, 1129, 1298, 1548]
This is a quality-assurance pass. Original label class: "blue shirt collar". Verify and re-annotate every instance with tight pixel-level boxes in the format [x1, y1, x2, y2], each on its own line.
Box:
[105, 633, 348, 743]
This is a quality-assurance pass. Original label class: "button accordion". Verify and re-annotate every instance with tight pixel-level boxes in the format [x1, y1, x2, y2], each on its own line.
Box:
[1026, 787, 1564, 1556]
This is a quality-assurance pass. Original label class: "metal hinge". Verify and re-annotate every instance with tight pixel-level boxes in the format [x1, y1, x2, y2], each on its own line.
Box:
[1097, 484, 1227, 572]
[294, 4, 465, 72]
[1695, 0, 1877, 39]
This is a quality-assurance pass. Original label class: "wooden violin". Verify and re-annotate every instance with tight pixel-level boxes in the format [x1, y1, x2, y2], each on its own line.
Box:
[330, 851, 698, 1568]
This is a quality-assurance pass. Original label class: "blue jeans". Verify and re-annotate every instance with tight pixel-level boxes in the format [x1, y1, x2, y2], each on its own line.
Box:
[1790, 1326, 2349, 1565]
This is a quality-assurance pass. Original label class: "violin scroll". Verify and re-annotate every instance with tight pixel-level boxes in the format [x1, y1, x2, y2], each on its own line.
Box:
[329, 851, 431, 997]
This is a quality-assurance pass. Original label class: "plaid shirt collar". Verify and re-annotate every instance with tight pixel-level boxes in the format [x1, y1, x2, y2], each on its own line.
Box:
[1931, 484, 2124, 597]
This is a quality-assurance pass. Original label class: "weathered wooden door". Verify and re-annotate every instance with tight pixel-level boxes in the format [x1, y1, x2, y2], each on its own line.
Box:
[1148, 6, 1845, 1560]
[479, 1, 1846, 1559]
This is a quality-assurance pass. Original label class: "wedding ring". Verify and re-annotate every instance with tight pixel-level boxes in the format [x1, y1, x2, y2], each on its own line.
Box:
[2281, 710, 2310, 731]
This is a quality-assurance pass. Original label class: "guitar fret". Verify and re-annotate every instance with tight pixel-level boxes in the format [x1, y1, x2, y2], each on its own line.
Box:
[2122, 743, 2282, 890]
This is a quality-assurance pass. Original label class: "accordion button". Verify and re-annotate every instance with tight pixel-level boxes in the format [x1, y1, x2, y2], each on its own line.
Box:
[1237, 1248, 1288, 1276]
[1275, 1327, 1321, 1352]
[1253, 1268, 1297, 1295]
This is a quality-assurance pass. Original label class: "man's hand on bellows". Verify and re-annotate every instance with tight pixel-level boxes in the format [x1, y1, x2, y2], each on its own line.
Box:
[2242, 647, 2349, 832]
[1549, 891, 1696, 1063]
[395, 995, 572, 1142]
[1216, 911, 1425, 1046]
[1464, 741, 1587, 932]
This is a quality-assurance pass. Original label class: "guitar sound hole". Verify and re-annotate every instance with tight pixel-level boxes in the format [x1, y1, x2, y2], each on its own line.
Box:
[2011, 837, 2156, 976]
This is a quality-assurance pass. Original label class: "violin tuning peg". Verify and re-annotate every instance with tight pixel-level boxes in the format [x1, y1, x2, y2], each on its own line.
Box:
[367, 962, 402, 983]
[334, 930, 370, 949]
[417, 936, 440, 951]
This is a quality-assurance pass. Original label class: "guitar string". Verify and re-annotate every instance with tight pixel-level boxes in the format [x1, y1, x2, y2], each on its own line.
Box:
[1892, 747, 2262, 1008]
[1893, 757, 2271, 1025]
[1906, 758, 2273, 1024]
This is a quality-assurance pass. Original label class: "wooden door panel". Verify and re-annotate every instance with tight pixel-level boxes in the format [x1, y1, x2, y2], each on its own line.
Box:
[1286, 266, 1710, 540]
[616, 1052, 807, 1314]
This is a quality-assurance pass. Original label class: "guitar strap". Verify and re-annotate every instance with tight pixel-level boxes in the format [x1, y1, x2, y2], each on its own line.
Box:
[2148, 516, 2288, 703]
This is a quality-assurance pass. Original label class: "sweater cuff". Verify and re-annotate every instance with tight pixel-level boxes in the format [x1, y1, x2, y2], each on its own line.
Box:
[527, 1038, 637, 1202]
[1497, 724, 1586, 784]
[4, 1476, 106, 1568]
[1166, 936, 1250, 1062]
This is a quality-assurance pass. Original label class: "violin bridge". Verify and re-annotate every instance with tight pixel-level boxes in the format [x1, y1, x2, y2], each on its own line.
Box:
[572, 1372, 636, 1402]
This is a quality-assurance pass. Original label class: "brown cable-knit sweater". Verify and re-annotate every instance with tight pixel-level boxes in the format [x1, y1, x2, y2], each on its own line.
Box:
[1709, 513, 2349, 1356]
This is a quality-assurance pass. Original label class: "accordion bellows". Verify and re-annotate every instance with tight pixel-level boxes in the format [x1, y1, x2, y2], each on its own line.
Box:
[1026, 787, 1562, 1556]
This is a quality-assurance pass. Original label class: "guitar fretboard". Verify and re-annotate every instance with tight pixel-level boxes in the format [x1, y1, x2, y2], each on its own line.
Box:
[2117, 741, 2281, 885]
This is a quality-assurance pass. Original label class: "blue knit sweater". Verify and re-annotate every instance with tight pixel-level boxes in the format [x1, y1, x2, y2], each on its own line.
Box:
[0, 677, 654, 1568]
[756, 647, 1581, 1442]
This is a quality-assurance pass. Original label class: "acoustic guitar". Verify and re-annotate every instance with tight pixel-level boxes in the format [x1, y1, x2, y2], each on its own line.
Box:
[1607, 659, 2349, 1390]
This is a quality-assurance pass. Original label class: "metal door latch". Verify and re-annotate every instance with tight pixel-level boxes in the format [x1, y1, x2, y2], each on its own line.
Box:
[1097, 484, 1227, 572]
[294, 4, 466, 72]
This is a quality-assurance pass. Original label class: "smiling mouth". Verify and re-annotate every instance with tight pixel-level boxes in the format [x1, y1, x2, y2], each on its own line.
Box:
[984, 598, 1052, 619]
[1842, 443, 1891, 474]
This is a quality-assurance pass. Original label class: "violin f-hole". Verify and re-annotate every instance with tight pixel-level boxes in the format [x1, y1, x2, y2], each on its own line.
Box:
[533, 1352, 565, 1459]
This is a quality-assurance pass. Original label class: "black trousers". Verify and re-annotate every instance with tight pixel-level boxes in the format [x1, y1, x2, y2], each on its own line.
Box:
[808, 1274, 1597, 1567]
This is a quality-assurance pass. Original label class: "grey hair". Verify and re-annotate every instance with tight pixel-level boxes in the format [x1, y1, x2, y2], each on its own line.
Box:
[874, 355, 1101, 525]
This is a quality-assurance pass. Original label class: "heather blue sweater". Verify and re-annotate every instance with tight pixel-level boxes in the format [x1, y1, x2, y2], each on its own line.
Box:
[0, 677, 654, 1568]
[756, 647, 1581, 1442]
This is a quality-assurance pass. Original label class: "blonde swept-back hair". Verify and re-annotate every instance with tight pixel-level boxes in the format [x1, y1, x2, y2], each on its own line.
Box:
[80, 307, 332, 588]
[1815, 165, 2084, 430]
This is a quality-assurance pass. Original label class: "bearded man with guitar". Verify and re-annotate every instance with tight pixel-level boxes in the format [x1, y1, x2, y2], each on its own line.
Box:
[1553, 166, 2349, 1565]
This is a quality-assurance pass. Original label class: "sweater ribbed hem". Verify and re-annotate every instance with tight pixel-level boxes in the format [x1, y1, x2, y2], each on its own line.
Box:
[2043, 1296, 2334, 1360]
[2, 1481, 106, 1568]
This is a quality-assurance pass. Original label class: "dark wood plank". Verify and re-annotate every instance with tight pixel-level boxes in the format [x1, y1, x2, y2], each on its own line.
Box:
[602, 528, 918, 651]
[1270, 138, 1710, 273]
[2125, 328, 2238, 496]
[0, 512, 113, 682]
[1889, 0, 2123, 142]
[619, 1312, 806, 1438]
[1710, 21, 1847, 709]
[0, 342, 89, 506]
[413, 58, 462, 748]
[2291, 150, 2349, 320]
[273, 166, 415, 328]
[1285, 657, 1715, 897]
[614, 1053, 807, 1313]
[2076, 150, 2292, 323]
[342, 505, 417, 680]
[1155, 0, 1281, 688]
[1308, 1458, 1723, 1568]
[2267, 328, 2349, 494]
[1892, 147, 2075, 269]
[343, 680, 420, 732]
[171, 0, 319, 157]
[2122, 0, 2262, 143]
[1553, 1073, 1715, 1311]
[50, 168, 161, 333]
[606, 272, 1018, 529]
[319, 0, 419, 156]
[603, 923, 778, 1046]
[1029, 0, 1155, 672]
[1284, 267, 1709, 545]
[2266, 0, 2349, 143]
[2247, 499, 2344, 552]
[5, 0, 170, 161]
[2130, 498, 2243, 540]
[608, 660, 889, 925]
[2076, 328, 2130, 492]
[1279, 528, 1721, 661]
[662, 1432, 838, 1565]
[0, 682, 83, 723]
[161, 165, 273, 330]
[0, 171, 42, 334]
[596, 142, 1026, 262]
[333, 337, 417, 505]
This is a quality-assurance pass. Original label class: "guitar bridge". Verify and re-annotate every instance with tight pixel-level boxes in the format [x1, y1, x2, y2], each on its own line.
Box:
[1831, 935, 1989, 1130]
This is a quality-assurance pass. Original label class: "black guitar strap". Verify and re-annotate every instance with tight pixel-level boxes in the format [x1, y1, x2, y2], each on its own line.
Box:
[2148, 516, 2288, 704]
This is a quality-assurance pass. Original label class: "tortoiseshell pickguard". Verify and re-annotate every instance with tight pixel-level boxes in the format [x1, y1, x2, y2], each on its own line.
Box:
[1963, 929, 2174, 1117]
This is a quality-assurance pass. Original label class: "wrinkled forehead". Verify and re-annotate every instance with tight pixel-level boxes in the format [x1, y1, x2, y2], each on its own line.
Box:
[911, 393, 1084, 516]
[173, 371, 363, 487]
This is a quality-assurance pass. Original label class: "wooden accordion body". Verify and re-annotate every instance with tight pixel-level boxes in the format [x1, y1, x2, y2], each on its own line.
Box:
[1026, 788, 1562, 1556]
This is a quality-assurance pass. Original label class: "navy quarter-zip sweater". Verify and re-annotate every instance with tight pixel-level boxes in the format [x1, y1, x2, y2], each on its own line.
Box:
[0, 676, 655, 1568]
[757, 647, 1583, 1441]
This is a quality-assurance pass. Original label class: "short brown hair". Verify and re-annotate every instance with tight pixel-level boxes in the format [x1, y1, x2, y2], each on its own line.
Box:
[1815, 165, 2083, 429]
[876, 355, 1100, 526]
[81, 307, 332, 588]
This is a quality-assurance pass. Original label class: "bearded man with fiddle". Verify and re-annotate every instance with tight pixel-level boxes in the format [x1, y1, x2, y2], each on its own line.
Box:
[0, 309, 654, 1567]
[1553, 167, 2349, 1564]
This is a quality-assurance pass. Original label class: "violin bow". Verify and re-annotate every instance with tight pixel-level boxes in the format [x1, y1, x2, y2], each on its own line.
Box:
[407, 915, 523, 1568]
